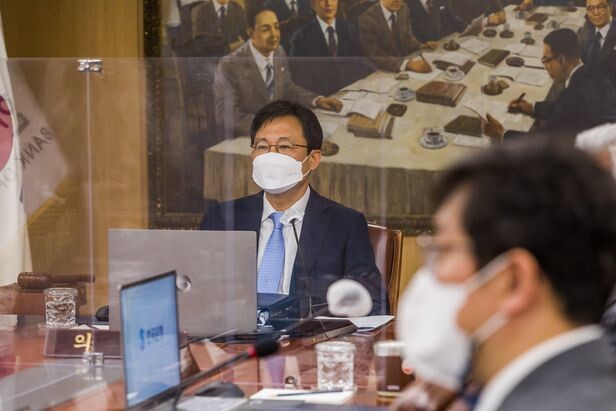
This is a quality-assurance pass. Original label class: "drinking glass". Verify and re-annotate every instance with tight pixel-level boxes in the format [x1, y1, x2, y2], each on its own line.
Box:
[44, 287, 77, 328]
[315, 341, 356, 391]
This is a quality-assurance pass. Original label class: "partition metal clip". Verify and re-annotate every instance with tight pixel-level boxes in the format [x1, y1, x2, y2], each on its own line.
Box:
[77, 59, 103, 74]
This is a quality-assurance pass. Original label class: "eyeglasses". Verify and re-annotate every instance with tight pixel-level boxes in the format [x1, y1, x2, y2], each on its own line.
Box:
[586, 3, 608, 13]
[251, 139, 308, 155]
[541, 55, 556, 64]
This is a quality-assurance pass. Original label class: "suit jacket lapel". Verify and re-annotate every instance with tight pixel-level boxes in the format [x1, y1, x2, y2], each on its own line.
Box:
[292, 189, 333, 289]
[311, 18, 329, 55]
[600, 21, 616, 61]
[242, 43, 269, 102]
[273, 47, 286, 100]
[243, 191, 264, 246]
[375, 6, 396, 55]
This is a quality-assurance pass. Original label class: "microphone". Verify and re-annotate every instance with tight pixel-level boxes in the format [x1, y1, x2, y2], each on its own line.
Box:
[172, 339, 279, 407]
[327, 279, 373, 317]
[290, 217, 314, 318]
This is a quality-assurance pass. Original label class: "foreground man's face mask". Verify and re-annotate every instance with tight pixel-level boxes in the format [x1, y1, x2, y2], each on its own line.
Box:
[252, 152, 311, 194]
[396, 254, 510, 391]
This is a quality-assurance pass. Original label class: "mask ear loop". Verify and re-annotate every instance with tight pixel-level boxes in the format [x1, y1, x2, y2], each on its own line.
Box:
[300, 150, 313, 178]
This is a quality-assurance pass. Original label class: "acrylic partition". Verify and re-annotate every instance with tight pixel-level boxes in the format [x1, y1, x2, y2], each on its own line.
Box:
[0, 4, 591, 405]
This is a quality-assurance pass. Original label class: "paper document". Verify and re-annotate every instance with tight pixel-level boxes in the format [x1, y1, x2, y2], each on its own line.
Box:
[492, 66, 549, 87]
[251, 389, 354, 405]
[436, 51, 471, 66]
[452, 134, 491, 148]
[460, 38, 490, 55]
[465, 95, 523, 124]
[518, 45, 543, 58]
[317, 100, 383, 120]
[402, 68, 441, 82]
[341, 90, 367, 101]
[361, 77, 398, 93]
[318, 121, 339, 137]
[523, 57, 544, 69]
[515, 69, 550, 87]
[315, 315, 394, 330]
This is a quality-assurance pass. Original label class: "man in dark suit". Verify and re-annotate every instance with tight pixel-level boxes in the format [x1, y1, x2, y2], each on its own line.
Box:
[191, 0, 249, 55]
[406, 0, 466, 42]
[264, 0, 313, 51]
[485, 29, 616, 139]
[579, 0, 616, 88]
[289, 0, 373, 95]
[214, 8, 342, 138]
[264, 0, 313, 20]
[201, 100, 384, 317]
[394, 139, 616, 410]
[358, 0, 433, 72]
[451, 0, 505, 26]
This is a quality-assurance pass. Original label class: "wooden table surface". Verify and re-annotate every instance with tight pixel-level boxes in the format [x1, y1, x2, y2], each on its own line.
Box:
[0, 321, 397, 410]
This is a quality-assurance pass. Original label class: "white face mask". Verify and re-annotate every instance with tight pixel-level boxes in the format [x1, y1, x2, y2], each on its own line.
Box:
[396, 255, 509, 391]
[252, 152, 310, 194]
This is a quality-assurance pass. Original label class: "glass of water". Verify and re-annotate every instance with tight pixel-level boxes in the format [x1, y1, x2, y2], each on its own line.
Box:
[315, 341, 356, 391]
[44, 287, 78, 328]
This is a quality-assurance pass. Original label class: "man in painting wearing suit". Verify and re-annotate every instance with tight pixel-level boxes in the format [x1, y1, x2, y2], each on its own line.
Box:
[213, 8, 342, 138]
[579, 0, 616, 88]
[264, 0, 313, 51]
[485, 29, 616, 139]
[358, 0, 433, 72]
[289, 0, 373, 95]
[406, 0, 466, 42]
[201, 100, 385, 317]
[191, 0, 249, 54]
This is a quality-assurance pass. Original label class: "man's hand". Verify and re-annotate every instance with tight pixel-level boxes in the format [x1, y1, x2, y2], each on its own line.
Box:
[315, 97, 343, 112]
[422, 41, 438, 50]
[508, 99, 533, 116]
[483, 113, 505, 141]
[487, 10, 506, 26]
[406, 59, 432, 73]
[519, 0, 534, 11]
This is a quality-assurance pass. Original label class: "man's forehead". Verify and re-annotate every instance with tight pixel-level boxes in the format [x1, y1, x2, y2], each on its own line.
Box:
[255, 117, 305, 140]
[255, 11, 278, 27]
[587, 0, 608, 5]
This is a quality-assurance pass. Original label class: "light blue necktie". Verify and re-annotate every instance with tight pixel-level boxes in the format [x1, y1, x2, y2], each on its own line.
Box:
[258, 212, 285, 293]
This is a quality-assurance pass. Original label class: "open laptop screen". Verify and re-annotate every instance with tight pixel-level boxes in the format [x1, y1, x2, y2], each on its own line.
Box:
[120, 271, 180, 408]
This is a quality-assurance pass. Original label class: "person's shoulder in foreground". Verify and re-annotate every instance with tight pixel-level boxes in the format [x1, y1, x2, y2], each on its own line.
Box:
[394, 138, 616, 411]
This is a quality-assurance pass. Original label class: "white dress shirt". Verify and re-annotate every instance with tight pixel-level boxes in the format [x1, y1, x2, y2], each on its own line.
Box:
[285, 0, 298, 12]
[249, 40, 274, 84]
[565, 62, 583, 89]
[258, 186, 310, 294]
[316, 16, 338, 48]
[212, 0, 227, 18]
[474, 325, 604, 411]
[596, 18, 612, 48]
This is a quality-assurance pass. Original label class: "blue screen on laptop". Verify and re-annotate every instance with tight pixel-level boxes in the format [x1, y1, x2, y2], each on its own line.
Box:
[120, 272, 180, 408]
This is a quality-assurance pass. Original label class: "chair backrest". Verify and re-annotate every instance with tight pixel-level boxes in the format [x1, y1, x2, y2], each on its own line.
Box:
[367, 224, 403, 315]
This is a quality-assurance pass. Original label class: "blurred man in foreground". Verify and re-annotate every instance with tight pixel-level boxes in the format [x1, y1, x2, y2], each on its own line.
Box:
[395, 139, 616, 410]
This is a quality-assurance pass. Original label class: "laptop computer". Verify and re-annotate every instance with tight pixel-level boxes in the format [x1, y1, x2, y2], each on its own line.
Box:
[109, 229, 257, 337]
[119, 271, 249, 410]
[119, 271, 182, 409]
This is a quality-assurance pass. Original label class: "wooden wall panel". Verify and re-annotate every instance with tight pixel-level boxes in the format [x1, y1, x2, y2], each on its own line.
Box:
[0, 0, 147, 313]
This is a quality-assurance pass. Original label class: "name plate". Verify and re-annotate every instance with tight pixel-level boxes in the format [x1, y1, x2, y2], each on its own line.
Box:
[44, 329, 122, 359]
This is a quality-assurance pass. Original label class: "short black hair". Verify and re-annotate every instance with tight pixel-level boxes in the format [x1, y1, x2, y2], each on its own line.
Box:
[247, 6, 272, 29]
[543, 28, 581, 61]
[250, 100, 323, 152]
[434, 138, 616, 324]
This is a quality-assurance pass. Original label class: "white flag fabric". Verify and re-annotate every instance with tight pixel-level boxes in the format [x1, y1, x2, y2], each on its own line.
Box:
[0, 12, 31, 288]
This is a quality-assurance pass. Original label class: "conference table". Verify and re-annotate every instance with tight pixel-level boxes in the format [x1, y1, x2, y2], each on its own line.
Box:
[0, 319, 396, 410]
[202, 5, 586, 233]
